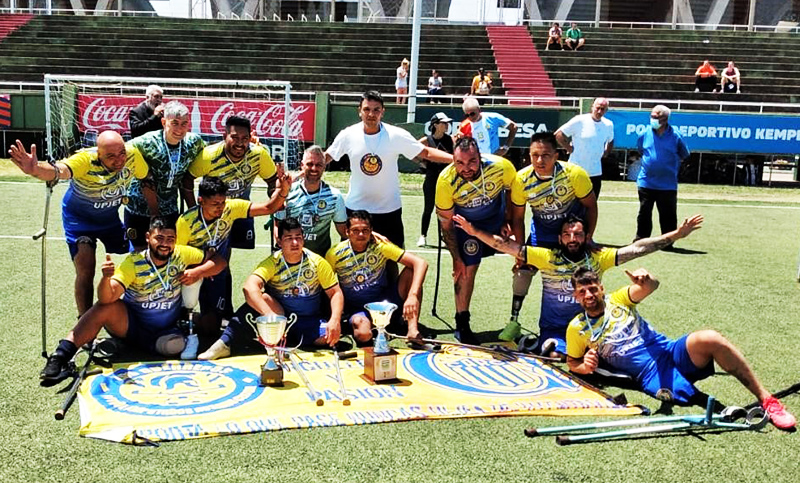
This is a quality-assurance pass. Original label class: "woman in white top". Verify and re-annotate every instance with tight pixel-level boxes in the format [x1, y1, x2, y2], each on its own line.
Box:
[721, 61, 741, 94]
[395, 58, 409, 104]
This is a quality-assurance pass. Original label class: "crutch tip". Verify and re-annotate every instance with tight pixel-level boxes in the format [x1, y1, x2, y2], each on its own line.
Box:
[555, 435, 572, 446]
[343, 399, 351, 406]
[316, 399, 324, 407]
[523, 428, 538, 437]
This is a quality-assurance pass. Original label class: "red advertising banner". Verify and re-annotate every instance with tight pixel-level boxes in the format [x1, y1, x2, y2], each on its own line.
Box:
[77, 95, 315, 141]
[0, 94, 11, 129]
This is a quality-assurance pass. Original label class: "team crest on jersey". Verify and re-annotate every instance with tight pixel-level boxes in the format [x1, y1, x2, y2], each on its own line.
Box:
[240, 163, 253, 175]
[560, 279, 573, 293]
[100, 184, 126, 201]
[120, 166, 132, 180]
[302, 268, 315, 280]
[555, 185, 568, 197]
[366, 254, 379, 266]
[317, 199, 328, 210]
[90, 361, 263, 416]
[149, 286, 177, 302]
[484, 180, 497, 193]
[403, 350, 576, 396]
[167, 265, 181, 278]
[463, 239, 480, 256]
[611, 307, 624, 318]
[360, 154, 383, 176]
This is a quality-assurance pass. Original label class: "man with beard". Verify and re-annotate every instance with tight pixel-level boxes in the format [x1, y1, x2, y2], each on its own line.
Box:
[125, 101, 206, 250]
[184, 115, 278, 250]
[8, 131, 148, 317]
[275, 145, 347, 256]
[326, 210, 428, 343]
[39, 217, 227, 385]
[436, 136, 516, 345]
[453, 212, 703, 358]
[567, 267, 795, 430]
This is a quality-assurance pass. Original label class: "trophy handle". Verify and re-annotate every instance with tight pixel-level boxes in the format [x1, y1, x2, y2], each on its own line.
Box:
[285, 313, 298, 334]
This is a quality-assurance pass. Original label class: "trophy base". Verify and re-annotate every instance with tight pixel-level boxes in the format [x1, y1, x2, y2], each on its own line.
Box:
[260, 363, 284, 387]
[363, 347, 399, 384]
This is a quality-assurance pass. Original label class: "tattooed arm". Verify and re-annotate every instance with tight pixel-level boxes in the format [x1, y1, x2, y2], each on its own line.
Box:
[616, 214, 704, 264]
[452, 214, 526, 262]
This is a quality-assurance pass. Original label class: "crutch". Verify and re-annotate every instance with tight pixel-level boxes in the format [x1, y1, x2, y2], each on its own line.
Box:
[34, 174, 57, 359]
[287, 351, 324, 406]
[331, 350, 351, 405]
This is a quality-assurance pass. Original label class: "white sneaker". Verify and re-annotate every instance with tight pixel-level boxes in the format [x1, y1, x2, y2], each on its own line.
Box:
[180, 334, 199, 360]
[198, 339, 231, 360]
[416, 235, 427, 247]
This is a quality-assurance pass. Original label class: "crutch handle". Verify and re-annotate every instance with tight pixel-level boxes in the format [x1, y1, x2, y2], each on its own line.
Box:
[32, 228, 46, 240]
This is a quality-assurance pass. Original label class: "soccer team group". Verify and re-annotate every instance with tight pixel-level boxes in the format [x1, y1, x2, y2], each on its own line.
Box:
[10, 87, 794, 429]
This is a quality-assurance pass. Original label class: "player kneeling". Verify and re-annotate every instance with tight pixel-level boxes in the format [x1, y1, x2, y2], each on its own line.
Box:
[326, 210, 428, 343]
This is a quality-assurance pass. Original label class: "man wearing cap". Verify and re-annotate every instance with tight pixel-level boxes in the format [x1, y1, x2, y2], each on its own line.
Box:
[416, 112, 455, 247]
[458, 96, 517, 158]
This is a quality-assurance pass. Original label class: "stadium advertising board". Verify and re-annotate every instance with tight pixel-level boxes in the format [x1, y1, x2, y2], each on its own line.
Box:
[77, 95, 316, 141]
[606, 110, 800, 154]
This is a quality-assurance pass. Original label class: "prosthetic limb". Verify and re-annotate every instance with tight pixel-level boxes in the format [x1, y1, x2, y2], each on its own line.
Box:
[499, 266, 536, 342]
[180, 279, 202, 360]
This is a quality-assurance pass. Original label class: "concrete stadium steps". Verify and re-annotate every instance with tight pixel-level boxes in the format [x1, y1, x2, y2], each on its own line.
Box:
[0, 16, 503, 97]
[0, 13, 33, 41]
[486, 25, 558, 106]
[531, 26, 800, 104]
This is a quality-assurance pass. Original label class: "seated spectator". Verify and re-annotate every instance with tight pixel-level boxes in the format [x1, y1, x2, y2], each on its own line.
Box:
[471, 68, 493, 99]
[564, 22, 585, 51]
[694, 60, 718, 93]
[428, 69, 444, 103]
[546, 22, 563, 50]
[721, 61, 741, 94]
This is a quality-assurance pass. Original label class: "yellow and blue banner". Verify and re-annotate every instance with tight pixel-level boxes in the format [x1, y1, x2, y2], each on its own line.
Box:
[78, 347, 642, 444]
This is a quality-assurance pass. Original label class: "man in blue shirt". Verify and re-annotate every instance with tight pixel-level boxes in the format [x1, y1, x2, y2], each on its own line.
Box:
[635, 105, 690, 243]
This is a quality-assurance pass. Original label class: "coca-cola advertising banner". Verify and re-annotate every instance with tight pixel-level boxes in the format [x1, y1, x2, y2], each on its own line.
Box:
[78, 95, 315, 141]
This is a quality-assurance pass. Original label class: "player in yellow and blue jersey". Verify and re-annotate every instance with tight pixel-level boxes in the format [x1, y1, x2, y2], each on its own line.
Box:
[200, 218, 344, 360]
[40, 217, 227, 385]
[8, 131, 148, 316]
[124, 101, 206, 250]
[454, 212, 702, 359]
[500, 131, 599, 342]
[326, 210, 428, 343]
[176, 175, 289, 341]
[435, 136, 516, 345]
[184, 115, 278, 250]
[567, 267, 796, 430]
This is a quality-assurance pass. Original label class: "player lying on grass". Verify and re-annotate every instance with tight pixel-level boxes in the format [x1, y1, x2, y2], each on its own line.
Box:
[453, 212, 703, 359]
[326, 210, 428, 343]
[567, 267, 795, 430]
[40, 216, 226, 385]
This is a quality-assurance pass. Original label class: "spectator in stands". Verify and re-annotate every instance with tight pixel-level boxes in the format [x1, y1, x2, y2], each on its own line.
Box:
[635, 105, 690, 244]
[457, 96, 517, 157]
[555, 97, 614, 197]
[129, 85, 165, 138]
[396, 58, 410, 105]
[721, 61, 741, 94]
[694, 60, 718, 93]
[417, 112, 455, 247]
[546, 22, 563, 50]
[564, 22, 585, 51]
[470, 67, 493, 100]
[325, 91, 452, 248]
[427, 69, 444, 103]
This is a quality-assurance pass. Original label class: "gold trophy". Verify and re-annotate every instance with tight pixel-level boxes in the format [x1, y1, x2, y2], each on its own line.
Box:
[250, 313, 296, 386]
[363, 301, 399, 383]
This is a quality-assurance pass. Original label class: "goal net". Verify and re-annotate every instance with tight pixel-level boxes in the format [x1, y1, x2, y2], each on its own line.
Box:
[43, 75, 313, 170]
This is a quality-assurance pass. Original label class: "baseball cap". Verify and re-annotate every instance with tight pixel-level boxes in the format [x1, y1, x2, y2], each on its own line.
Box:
[429, 112, 453, 124]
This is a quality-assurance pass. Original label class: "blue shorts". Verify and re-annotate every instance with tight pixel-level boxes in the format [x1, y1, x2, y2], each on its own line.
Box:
[639, 335, 715, 404]
[123, 303, 181, 353]
[229, 217, 255, 250]
[199, 267, 233, 317]
[64, 223, 127, 259]
[456, 220, 499, 267]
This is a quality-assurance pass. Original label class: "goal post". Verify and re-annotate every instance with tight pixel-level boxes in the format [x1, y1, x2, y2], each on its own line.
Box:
[43, 75, 312, 170]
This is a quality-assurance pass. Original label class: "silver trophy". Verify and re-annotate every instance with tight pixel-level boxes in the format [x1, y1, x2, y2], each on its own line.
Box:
[365, 301, 397, 354]
[248, 313, 297, 386]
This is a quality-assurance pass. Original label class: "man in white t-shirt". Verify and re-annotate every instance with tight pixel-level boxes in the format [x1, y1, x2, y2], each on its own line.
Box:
[555, 97, 614, 197]
[457, 96, 517, 158]
[325, 90, 452, 247]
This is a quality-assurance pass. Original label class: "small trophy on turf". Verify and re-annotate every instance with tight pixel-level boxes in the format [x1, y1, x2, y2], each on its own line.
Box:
[363, 301, 399, 383]
[252, 313, 296, 386]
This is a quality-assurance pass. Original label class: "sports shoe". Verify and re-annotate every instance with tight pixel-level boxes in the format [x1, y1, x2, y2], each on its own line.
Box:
[455, 324, 480, 346]
[655, 388, 675, 402]
[198, 339, 231, 361]
[540, 338, 558, 356]
[40, 353, 73, 386]
[762, 396, 797, 430]
[498, 320, 522, 342]
[181, 334, 199, 360]
[416, 235, 427, 247]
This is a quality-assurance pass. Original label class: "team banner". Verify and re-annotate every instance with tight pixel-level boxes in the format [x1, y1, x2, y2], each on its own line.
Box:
[78, 348, 641, 444]
[606, 110, 800, 155]
[77, 95, 316, 141]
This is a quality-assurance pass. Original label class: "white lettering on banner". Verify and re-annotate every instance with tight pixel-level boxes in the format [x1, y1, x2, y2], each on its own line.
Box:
[208, 102, 311, 138]
[626, 123, 755, 140]
[756, 128, 800, 141]
[518, 123, 551, 138]
[82, 98, 132, 131]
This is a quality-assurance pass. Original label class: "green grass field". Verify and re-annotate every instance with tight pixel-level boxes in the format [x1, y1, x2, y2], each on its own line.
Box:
[1, 173, 799, 483]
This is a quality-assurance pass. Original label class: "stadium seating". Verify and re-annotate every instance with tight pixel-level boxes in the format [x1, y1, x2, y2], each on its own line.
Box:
[0, 14, 502, 99]
[532, 26, 800, 110]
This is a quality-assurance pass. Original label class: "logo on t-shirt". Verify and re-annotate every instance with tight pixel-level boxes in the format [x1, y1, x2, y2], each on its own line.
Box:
[360, 153, 383, 176]
[317, 199, 328, 210]
[555, 185, 568, 197]
[463, 239, 480, 256]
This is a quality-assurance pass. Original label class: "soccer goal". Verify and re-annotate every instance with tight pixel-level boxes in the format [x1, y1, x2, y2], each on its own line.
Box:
[43, 75, 313, 169]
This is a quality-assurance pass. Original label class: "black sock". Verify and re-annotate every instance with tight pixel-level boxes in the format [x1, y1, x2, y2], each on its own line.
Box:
[455, 311, 471, 329]
[54, 339, 78, 360]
